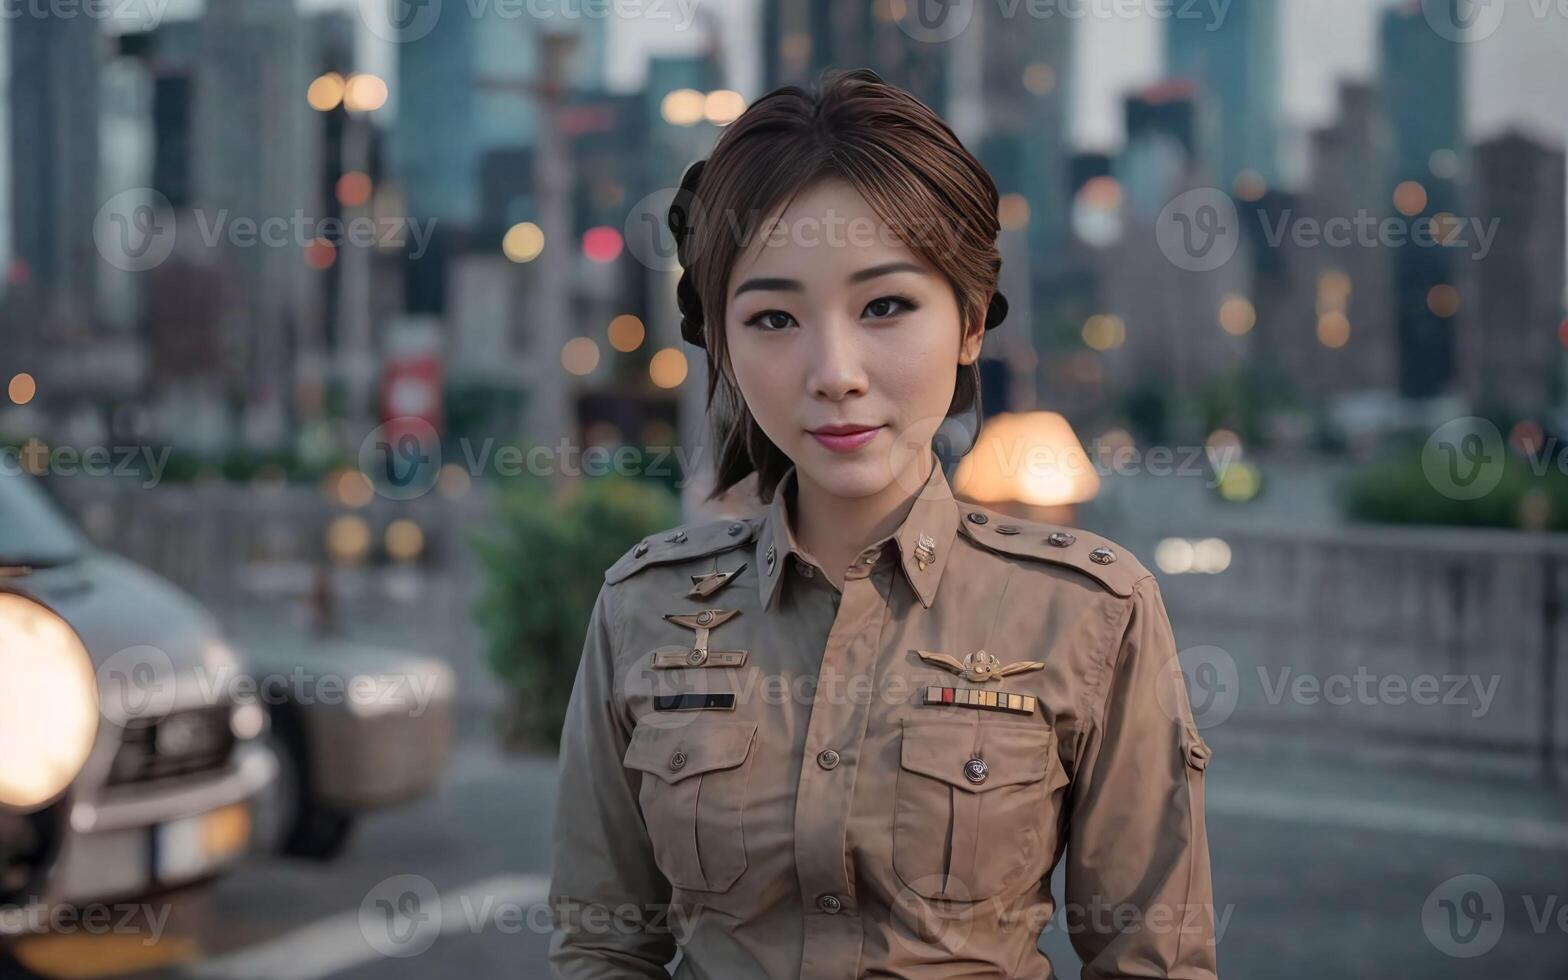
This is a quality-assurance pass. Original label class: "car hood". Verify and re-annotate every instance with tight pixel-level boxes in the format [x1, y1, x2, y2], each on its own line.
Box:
[16, 553, 237, 718]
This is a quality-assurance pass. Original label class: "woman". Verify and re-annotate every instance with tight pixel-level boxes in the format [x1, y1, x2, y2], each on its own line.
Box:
[548, 68, 1217, 979]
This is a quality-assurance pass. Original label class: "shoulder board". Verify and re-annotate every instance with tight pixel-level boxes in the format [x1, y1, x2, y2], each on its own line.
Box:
[953, 502, 1150, 597]
[605, 516, 757, 585]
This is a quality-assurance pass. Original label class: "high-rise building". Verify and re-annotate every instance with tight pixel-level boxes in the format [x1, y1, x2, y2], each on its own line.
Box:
[394, 6, 608, 227]
[1285, 80, 1398, 397]
[1165, 0, 1280, 189]
[8, 9, 101, 328]
[193, 0, 320, 442]
[1380, 0, 1465, 399]
[1460, 132, 1567, 417]
[762, 0, 946, 111]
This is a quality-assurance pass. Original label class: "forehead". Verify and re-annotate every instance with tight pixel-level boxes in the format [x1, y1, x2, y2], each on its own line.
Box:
[727, 178, 927, 286]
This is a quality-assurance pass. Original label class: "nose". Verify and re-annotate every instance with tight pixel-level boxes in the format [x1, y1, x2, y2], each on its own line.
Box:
[805, 314, 869, 402]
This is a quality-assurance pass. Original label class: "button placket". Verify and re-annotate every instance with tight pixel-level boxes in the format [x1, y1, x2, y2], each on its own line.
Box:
[792, 567, 887, 975]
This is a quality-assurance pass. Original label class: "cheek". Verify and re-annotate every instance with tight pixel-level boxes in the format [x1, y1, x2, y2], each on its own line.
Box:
[726, 329, 798, 424]
[872, 311, 961, 405]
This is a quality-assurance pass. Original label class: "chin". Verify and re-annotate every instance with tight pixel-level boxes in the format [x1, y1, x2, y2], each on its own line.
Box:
[794, 448, 898, 500]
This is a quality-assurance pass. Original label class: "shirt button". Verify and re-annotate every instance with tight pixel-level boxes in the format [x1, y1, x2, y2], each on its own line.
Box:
[817, 749, 840, 770]
[794, 557, 815, 577]
[817, 894, 841, 914]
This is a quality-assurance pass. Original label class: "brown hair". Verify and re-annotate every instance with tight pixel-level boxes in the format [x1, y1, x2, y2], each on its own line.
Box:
[676, 67, 1004, 504]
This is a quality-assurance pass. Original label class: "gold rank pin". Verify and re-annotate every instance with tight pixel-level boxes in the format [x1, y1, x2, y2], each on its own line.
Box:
[656, 608, 748, 669]
[687, 562, 746, 599]
[915, 649, 1044, 683]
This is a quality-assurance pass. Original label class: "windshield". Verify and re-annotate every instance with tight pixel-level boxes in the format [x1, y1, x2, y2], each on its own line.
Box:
[0, 470, 90, 566]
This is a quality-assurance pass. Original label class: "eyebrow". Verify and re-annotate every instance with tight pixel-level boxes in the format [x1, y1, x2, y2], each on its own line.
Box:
[731, 261, 927, 299]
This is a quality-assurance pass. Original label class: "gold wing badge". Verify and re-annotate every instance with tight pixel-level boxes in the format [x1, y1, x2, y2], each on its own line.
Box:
[915, 649, 1044, 684]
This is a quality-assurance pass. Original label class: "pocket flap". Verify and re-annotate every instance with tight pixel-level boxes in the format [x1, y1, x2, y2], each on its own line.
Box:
[899, 718, 1054, 793]
[623, 719, 758, 785]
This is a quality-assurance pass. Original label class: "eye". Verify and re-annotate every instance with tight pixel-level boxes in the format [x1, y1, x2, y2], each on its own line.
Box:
[864, 295, 917, 320]
[743, 309, 797, 332]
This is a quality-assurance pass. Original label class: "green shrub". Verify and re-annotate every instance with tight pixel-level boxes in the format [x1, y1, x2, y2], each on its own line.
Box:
[472, 474, 680, 750]
[1340, 443, 1568, 531]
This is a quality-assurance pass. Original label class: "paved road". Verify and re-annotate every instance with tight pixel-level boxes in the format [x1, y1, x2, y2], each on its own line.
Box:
[9, 726, 1566, 980]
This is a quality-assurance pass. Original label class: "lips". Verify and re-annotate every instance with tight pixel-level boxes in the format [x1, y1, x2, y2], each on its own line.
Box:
[809, 423, 884, 454]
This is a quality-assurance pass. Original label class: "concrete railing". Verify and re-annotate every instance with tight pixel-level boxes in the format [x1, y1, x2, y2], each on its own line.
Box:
[1121, 524, 1568, 781]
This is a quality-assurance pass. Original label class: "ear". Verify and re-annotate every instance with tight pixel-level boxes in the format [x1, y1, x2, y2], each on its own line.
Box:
[957, 305, 986, 366]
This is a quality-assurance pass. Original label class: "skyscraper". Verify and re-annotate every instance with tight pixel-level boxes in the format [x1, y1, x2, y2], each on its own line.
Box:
[8, 9, 101, 328]
[1460, 132, 1567, 417]
[394, 5, 608, 227]
[1380, 0, 1464, 399]
[193, 0, 318, 441]
[761, 0, 946, 111]
[1165, 0, 1280, 189]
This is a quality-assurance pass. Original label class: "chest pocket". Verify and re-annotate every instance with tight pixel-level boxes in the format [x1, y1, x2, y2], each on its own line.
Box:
[622, 718, 758, 893]
[893, 716, 1062, 902]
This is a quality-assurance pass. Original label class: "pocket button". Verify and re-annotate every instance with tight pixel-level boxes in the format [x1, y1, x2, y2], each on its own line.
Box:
[963, 757, 989, 784]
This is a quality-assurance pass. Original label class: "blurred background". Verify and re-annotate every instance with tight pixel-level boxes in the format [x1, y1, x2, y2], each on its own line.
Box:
[2, 0, 1567, 977]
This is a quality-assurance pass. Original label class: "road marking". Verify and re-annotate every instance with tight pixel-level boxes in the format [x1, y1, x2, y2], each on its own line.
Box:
[1208, 787, 1568, 851]
[184, 873, 550, 980]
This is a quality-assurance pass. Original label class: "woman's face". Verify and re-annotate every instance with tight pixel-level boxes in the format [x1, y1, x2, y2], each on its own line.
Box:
[723, 178, 984, 501]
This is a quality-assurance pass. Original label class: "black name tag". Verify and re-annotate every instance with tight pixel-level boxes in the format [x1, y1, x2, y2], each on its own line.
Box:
[653, 693, 736, 711]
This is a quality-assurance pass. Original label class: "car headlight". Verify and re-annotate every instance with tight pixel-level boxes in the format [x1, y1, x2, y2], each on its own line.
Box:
[0, 592, 99, 810]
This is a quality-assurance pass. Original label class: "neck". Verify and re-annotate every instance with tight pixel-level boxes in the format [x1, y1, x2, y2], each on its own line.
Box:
[790, 452, 935, 578]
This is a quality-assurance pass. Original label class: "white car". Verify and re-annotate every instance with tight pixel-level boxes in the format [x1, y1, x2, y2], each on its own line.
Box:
[0, 471, 453, 942]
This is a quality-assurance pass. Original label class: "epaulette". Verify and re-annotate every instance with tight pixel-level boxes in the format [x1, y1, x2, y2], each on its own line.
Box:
[953, 501, 1150, 597]
[604, 515, 757, 585]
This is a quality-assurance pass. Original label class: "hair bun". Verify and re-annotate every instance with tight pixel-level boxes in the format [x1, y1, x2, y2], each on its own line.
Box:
[667, 158, 707, 269]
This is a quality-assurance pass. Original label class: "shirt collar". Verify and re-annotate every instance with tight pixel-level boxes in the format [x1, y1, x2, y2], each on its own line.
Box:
[755, 458, 961, 612]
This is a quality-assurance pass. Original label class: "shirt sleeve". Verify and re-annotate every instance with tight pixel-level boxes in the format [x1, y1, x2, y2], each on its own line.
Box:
[1063, 574, 1219, 979]
[547, 582, 678, 979]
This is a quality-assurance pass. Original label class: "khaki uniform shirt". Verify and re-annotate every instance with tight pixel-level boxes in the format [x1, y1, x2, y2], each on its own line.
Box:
[548, 460, 1218, 979]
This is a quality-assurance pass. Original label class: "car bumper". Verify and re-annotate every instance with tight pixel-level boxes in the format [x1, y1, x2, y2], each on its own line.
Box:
[46, 743, 276, 908]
